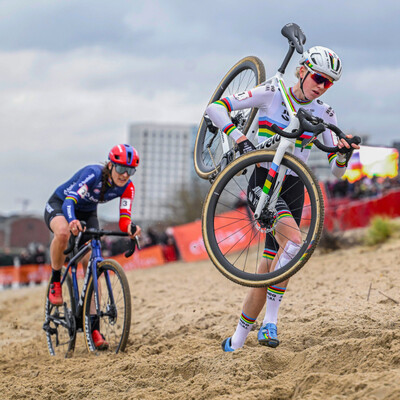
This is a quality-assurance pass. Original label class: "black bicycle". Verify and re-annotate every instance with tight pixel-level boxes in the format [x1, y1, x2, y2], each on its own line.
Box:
[43, 224, 139, 357]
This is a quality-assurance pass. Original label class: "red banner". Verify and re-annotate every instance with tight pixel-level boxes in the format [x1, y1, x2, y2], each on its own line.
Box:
[111, 244, 166, 271]
[327, 189, 400, 231]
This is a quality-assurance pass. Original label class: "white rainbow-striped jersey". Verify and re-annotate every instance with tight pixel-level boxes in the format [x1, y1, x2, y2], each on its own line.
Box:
[206, 83, 347, 178]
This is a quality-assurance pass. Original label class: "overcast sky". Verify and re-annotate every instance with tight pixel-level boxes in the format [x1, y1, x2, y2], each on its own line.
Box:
[1, 0, 399, 219]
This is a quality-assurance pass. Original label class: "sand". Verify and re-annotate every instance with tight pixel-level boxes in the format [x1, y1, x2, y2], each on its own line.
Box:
[1, 237, 400, 400]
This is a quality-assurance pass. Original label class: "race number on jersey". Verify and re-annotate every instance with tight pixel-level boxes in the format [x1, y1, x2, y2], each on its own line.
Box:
[234, 91, 252, 101]
[120, 198, 132, 210]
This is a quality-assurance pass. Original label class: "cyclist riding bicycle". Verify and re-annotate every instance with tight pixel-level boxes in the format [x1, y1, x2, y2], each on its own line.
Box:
[44, 144, 142, 349]
[206, 46, 360, 352]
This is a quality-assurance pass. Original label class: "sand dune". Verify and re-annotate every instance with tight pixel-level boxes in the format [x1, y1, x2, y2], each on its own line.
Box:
[1, 237, 400, 400]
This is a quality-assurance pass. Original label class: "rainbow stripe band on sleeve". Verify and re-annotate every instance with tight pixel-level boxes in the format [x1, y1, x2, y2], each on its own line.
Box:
[66, 196, 78, 204]
[119, 213, 131, 219]
[222, 123, 237, 136]
[327, 152, 336, 163]
[214, 97, 232, 112]
[328, 152, 346, 168]
[336, 159, 346, 168]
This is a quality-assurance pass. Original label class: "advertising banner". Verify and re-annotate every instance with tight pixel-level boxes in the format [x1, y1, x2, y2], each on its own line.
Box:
[172, 207, 261, 262]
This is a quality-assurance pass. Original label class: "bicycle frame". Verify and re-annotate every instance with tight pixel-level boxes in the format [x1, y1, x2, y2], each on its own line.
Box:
[61, 238, 112, 325]
[218, 68, 301, 220]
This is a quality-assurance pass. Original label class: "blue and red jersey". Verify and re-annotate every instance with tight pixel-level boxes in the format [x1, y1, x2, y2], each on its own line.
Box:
[54, 164, 135, 232]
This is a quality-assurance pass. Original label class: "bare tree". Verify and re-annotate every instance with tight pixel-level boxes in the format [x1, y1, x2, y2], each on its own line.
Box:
[164, 179, 210, 226]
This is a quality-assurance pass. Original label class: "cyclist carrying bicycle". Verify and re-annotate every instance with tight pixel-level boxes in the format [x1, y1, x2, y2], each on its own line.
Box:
[44, 144, 141, 349]
[206, 46, 360, 351]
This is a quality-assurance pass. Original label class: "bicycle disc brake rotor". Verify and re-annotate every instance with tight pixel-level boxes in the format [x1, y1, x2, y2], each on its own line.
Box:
[254, 206, 278, 234]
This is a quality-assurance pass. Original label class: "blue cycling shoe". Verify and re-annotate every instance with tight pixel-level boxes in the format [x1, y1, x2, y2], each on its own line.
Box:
[221, 337, 235, 352]
[258, 323, 280, 348]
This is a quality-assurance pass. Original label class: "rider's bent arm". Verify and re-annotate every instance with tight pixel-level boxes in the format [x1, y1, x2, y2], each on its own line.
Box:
[62, 197, 78, 224]
[61, 168, 98, 223]
[320, 108, 347, 179]
[118, 182, 135, 233]
[206, 85, 274, 142]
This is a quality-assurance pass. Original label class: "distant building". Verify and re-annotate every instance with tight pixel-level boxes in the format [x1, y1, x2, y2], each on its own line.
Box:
[128, 123, 197, 227]
[0, 214, 51, 253]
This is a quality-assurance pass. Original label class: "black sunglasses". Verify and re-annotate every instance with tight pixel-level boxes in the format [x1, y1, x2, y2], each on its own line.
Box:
[113, 164, 136, 176]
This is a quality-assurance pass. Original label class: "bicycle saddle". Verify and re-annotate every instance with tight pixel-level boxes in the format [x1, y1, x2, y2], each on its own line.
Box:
[281, 23, 306, 54]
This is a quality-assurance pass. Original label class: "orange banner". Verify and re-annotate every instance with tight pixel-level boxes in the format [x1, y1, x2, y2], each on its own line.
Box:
[0, 245, 166, 288]
[172, 207, 258, 262]
[0, 264, 51, 287]
[111, 244, 166, 271]
[0, 266, 16, 286]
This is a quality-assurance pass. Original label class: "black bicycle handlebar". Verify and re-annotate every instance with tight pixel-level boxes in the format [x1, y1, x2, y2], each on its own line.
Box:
[269, 108, 361, 155]
[63, 222, 140, 258]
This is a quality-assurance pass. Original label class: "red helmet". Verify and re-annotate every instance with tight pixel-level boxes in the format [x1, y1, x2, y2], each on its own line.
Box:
[108, 144, 139, 167]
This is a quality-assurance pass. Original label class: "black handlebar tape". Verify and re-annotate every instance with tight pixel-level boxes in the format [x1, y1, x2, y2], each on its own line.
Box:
[63, 221, 87, 255]
[337, 136, 362, 154]
[313, 135, 361, 154]
[124, 239, 137, 258]
[63, 240, 75, 255]
[270, 124, 304, 139]
[63, 232, 81, 255]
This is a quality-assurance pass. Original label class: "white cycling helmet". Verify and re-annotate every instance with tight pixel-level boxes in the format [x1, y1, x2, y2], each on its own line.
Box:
[299, 46, 342, 81]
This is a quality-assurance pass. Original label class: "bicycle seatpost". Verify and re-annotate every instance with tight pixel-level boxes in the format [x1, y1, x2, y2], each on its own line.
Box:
[278, 23, 307, 74]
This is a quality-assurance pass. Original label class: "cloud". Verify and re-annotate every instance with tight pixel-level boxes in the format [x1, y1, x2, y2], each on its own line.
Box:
[0, 0, 398, 218]
[0, 48, 205, 216]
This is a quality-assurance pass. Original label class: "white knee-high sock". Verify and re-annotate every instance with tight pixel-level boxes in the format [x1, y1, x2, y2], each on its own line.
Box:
[263, 285, 286, 325]
[231, 311, 256, 349]
[262, 240, 298, 325]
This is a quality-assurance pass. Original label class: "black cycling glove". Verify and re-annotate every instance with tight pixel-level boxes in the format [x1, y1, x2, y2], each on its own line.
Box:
[237, 139, 256, 155]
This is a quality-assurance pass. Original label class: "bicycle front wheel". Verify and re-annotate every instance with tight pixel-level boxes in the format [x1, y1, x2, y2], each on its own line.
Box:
[83, 260, 131, 354]
[43, 270, 76, 358]
[202, 150, 324, 287]
[194, 56, 266, 180]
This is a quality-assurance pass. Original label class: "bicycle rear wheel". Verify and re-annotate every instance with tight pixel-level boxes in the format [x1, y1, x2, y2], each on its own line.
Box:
[43, 270, 76, 357]
[194, 56, 266, 180]
[83, 260, 131, 354]
[202, 150, 324, 287]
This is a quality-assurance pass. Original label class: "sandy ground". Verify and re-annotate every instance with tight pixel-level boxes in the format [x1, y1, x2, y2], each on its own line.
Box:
[1, 236, 400, 400]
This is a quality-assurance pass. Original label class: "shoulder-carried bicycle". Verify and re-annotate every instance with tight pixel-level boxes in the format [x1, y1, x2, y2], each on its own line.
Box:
[194, 23, 361, 288]
[43, 223, 140, 357]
